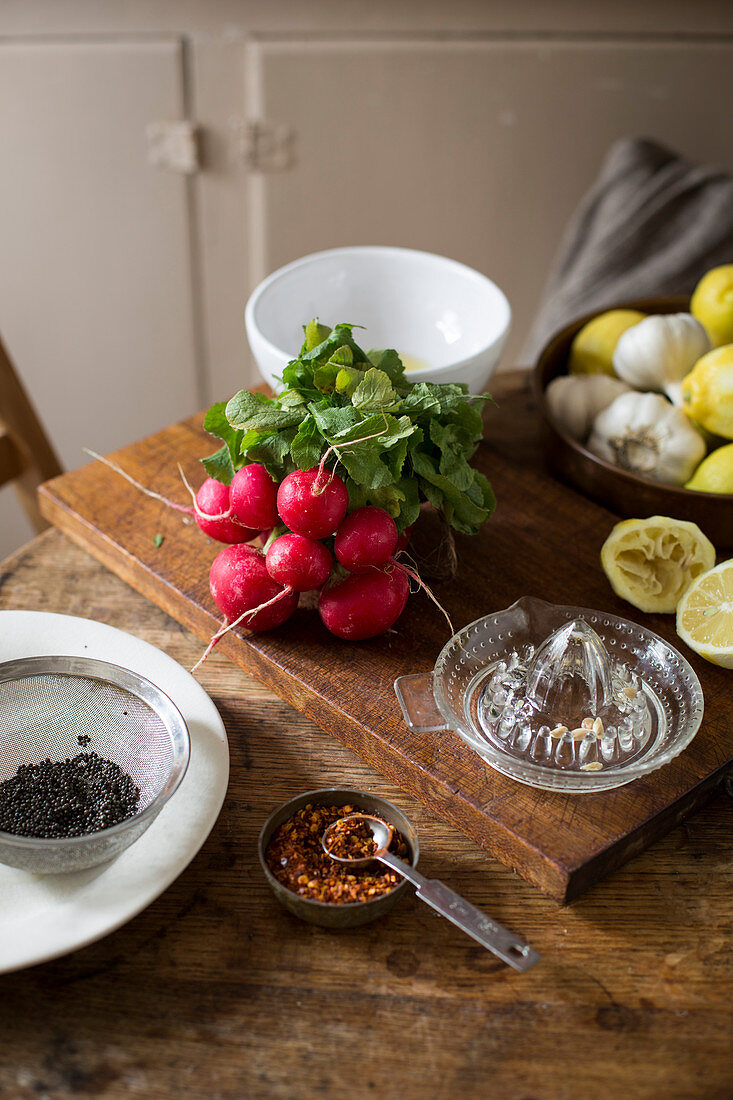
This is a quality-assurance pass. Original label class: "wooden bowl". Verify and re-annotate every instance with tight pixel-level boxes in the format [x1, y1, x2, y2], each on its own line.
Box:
[533, 296, 733, 548]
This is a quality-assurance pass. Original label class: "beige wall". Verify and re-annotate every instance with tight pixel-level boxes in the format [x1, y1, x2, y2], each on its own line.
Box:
[4, 1, 733, 36]
[1, 1, 732, 558]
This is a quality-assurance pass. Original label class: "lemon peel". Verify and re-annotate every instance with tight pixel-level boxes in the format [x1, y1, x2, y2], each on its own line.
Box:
[568, 310, 646, 377]
[680, 345, 733, 440]
[676, 559, 733, 668]
[600, 516, 716, 614]
[690, 264, 733, 348]
[684, 442, 733, 494]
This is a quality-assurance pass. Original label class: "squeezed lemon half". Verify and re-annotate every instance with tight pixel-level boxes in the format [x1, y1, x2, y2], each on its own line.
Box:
[676, 559, 733, 668]
[601, 516, 716, 614]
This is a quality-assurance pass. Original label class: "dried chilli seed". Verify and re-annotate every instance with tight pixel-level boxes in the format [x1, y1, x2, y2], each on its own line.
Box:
[265, 803, 409, 904]
[324, 817, 378, 860]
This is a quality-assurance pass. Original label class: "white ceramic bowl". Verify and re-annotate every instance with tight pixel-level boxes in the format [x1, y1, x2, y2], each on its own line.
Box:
[245, 246, 511, 394]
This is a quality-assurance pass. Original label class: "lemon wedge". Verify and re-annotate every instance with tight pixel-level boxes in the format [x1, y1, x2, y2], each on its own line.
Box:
[685, 442, 733, 494]
[676, 560, 733, 667]
[569, 310, 646, 377]
[601, 516, 716, 614]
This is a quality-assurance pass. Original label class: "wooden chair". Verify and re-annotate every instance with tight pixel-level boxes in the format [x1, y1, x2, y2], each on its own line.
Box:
[0, 333, 63, 532]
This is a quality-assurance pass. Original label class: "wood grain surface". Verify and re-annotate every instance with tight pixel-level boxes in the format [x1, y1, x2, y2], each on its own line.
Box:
[0, 525, 731, 1100]
[37, 374, 733, 900]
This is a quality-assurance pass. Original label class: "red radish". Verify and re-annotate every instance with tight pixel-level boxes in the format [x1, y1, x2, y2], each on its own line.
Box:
[318, 562, 409, 641]
[209, 544, 298, 631]
[195, 478, 257, 544]
[230, 464, 279, 531]
[395, 524, 414, 554]
[334, 506, 398, 574]
[266, 533, 333, 591]
[276, 467, 349, 539]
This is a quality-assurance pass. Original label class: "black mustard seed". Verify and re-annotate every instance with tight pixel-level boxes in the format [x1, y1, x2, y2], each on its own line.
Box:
[0, 752, 140, 838]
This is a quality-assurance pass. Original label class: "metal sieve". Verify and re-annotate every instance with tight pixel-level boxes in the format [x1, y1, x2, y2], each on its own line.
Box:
[0, 656, 190, 873]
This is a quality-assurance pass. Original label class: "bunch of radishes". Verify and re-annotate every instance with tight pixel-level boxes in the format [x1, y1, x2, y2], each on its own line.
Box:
[195, 462, 412, 642]
[91, 316, 493, 650]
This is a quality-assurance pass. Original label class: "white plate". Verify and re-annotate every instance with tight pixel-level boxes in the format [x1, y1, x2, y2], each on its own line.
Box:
[0, 611, 229, 974]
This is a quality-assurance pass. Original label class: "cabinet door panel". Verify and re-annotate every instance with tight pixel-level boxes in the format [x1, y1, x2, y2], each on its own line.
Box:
[248, 38, 733, 367]
[0, 39, 198, 556]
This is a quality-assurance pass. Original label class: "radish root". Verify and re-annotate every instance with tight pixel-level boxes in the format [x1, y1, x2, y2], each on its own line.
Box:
[83, 448, 250, 528]
[395, 557, 455, 636]
[176, 463, 247, 525]
[190, 587, 293, 673]
[189, 614, 228, 673]
[84, 448, 194, 516]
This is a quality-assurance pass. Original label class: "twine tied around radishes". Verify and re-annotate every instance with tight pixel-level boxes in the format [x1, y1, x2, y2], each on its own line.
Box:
[84, 320, 495, 667]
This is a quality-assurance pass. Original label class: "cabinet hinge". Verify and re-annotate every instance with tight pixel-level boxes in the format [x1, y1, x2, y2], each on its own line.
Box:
[230, 118, 296, 172]
[145, 121, 200, 175]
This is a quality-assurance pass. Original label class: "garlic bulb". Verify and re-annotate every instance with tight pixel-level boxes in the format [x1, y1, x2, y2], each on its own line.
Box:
[612, 313, 710, 405]
[588, 392, 706, 485]
[545, 375, 631, 441]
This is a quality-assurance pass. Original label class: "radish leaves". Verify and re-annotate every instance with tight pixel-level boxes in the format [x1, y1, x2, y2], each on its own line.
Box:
[203, 321, 495, 535]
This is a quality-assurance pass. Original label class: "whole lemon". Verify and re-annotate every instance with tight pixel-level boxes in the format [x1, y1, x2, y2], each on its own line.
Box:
[690, 264, 733, 347]
[568, 309, 646, 376]
[685, 442, 733, 494]
[681, 345, 733, 439]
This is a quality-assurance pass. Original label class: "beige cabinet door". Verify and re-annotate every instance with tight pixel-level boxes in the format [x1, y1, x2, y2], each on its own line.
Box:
[0, 39, 199, 556]
[245, 38, 733, 370]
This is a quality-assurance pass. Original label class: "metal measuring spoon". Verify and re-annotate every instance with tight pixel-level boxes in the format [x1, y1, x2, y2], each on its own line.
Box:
[321, 813, 540, 972]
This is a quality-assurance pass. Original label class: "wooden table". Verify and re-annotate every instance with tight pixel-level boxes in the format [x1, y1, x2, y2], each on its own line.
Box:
[1, 374, 731, 1100]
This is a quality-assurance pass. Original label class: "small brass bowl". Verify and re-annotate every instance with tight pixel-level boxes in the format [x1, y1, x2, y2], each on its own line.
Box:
[534, 296, 733, 548]
[258, 788, 419, 928]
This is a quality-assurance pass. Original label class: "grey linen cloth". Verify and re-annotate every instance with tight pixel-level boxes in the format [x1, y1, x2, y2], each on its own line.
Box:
[520, 137, 733, 365]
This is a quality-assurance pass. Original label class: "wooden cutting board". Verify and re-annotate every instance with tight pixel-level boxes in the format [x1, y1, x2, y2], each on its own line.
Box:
[37, 377, 733, 902]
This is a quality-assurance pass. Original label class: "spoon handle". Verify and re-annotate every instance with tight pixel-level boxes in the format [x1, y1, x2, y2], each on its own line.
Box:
[377, 851, 539, 972]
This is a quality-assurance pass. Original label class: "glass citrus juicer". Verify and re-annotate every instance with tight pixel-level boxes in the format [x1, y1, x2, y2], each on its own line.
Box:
[395, 597, 704, 793]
